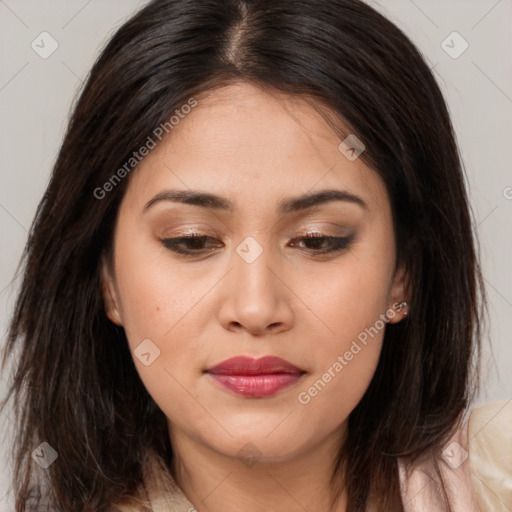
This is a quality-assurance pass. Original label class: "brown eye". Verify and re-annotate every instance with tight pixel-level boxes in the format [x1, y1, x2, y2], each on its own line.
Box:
[289, 233, 355, 254]
[160, 234, 222, 255]
[160, 232, 355, 257]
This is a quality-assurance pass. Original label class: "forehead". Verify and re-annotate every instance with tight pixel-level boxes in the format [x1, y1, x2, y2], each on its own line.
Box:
[122, 82, 388, 216]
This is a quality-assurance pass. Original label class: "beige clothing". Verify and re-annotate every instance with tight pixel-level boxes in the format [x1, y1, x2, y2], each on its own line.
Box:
[134, 400, 511, 512]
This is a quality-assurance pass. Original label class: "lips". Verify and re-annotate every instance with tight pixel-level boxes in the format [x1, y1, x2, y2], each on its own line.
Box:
[205, 356, 306, 398]
[207, 356, 304, 376]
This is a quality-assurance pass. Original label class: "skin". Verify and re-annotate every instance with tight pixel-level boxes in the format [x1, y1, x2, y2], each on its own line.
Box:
[102, 81, 409, 512]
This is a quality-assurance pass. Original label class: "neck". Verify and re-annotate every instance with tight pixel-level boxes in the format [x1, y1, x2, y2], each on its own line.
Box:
[168, 424, 348, 512]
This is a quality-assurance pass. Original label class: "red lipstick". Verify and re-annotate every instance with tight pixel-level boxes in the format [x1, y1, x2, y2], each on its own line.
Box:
[205, 356, 306, 398]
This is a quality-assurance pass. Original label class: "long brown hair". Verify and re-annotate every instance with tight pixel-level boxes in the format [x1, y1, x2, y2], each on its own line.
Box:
[1, 0, 487, 510]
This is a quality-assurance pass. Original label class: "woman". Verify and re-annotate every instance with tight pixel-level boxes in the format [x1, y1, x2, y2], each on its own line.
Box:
[1, 0, 510, 511]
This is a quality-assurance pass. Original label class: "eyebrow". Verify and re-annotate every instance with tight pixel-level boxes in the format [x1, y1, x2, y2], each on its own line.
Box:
[143, 188, 368, 214]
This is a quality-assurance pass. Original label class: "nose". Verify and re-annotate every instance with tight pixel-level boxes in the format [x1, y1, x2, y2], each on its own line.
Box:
[217, 238, 294, 336]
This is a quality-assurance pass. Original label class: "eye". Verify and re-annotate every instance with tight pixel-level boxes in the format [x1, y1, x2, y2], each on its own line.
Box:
[160, 233, 222, 255]
[288, 232, 355, 254]
[160, 231, 355, 257]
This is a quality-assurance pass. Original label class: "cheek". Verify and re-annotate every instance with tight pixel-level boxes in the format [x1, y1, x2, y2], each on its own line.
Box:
[294, 273, 387, 429]
[295, 244, 392, 348]
[297, 327, 384, 405]
[292, 249, 391, 416]
[112, 242, 207, 428]
[113, 232, 202, 348]
[112, 230, 215, 395]
[293, 336, 383, 446]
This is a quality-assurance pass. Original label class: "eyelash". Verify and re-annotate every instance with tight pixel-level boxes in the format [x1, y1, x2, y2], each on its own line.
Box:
[160, 232, 354, 256]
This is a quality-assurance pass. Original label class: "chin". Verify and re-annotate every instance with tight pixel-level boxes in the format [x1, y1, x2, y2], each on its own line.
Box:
[203, 428, 313, 464]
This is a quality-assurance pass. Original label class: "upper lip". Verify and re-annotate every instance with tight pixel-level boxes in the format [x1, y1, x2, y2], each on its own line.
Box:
[205, 356, 305, 376]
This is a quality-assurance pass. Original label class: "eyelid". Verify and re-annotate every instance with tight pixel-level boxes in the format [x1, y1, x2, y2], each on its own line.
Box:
[159, 229, 355, 258]
[161, 227, 220, 238]
[162, 227, 350, 242]
[160, 218, 355, 237]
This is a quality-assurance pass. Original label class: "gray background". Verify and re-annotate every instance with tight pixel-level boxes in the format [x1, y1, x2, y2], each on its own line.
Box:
[1, 0, 511, 508]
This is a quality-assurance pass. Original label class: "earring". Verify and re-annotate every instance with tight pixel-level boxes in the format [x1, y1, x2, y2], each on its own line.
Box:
[393, 301, 408, 316]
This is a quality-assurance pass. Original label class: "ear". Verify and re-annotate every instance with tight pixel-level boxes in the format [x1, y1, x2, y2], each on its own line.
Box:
[386, 263, 411, 324]
[100, 253, 123, 326]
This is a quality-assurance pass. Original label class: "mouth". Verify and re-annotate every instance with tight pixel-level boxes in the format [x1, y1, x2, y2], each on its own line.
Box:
[204, 356, 307, 398]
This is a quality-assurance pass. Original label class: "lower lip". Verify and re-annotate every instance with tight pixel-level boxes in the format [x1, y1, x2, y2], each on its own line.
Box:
[208, 373, 303, 398]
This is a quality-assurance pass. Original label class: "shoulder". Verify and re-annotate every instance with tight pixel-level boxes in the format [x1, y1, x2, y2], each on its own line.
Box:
[468, 399, 512, 511]
[399, 399, 512, 512]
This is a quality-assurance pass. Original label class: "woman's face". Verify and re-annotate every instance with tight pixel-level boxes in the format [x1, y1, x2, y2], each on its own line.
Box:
[102, 82, 407, 464]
